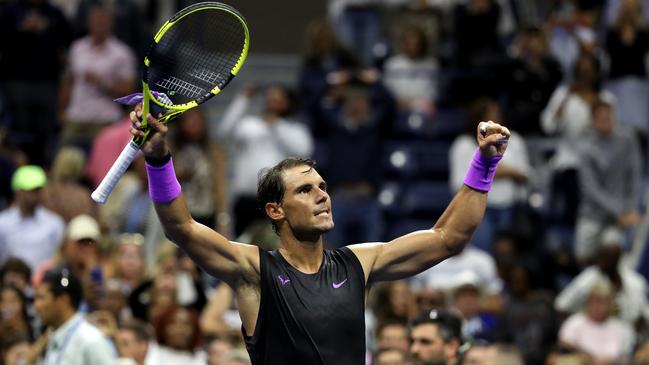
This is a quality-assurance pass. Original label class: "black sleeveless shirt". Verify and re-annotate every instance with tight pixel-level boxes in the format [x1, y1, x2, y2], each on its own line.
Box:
[244, 247, 366, 365]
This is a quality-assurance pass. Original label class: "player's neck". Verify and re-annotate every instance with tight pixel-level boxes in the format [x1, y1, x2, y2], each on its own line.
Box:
[278, 236, 324, 274]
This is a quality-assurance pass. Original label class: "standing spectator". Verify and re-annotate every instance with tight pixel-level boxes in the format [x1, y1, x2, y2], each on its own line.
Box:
[604, 0, 649, 149]
[376, 320, 410, 353]
[217, 85, 314, 236]
[0, 284, 34, 353]
[34, 268, 115, 364]
[574, 100, 642, 263]
[504, 25, 563, 135]
[109, 233, 146, 293]
[0, 258, 32, 297]
[450, 98, 530, 252]
[86, 116, 133, 189]
[558, 279, 634, 364]
[318, 80, 393, 247]
[0, 165, 65, 270]
[58, 2, 136, 152]
[205, 335, 233, 365]
[0, 0, 72, 165]
[383, 25, 439, 115]
[541, 53, 613, 231]
[449, 273, 498, 341]
[409, 309, 463, 365]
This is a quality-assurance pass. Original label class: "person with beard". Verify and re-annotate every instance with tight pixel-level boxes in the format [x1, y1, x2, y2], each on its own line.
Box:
[409, 309, 463, 365]
[129, 100, 510, 364]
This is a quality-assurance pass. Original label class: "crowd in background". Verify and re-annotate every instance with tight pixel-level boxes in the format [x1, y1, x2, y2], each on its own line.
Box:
[1, 0, 649, 364]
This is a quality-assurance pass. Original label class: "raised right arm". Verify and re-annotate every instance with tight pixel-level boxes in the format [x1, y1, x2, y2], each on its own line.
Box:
[131, 107, 259, 286]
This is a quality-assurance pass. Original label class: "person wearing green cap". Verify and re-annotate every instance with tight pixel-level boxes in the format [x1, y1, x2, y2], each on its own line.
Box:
[0, 165, 65, 271]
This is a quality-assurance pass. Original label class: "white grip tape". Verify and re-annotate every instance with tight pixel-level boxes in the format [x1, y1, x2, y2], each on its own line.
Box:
[91, 141, 141, 204]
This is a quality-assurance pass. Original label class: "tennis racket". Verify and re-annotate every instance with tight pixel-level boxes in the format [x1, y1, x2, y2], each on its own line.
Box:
[91, 2, 249, 204]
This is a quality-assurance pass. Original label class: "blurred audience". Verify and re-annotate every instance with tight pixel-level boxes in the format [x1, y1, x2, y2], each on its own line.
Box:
[408, 309, 463, 365]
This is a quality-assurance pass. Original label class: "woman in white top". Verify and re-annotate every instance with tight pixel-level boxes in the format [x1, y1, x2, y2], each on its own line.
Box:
[541, 52, 615, 227]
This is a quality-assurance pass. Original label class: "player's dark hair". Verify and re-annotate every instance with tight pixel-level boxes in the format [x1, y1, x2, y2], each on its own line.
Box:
[411, 309, 463, 343]
[41, 268, 83, 310]
[257, 157, 317, 234]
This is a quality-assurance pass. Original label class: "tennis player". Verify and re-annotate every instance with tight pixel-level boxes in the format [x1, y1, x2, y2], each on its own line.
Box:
[130, 106, 510, 365]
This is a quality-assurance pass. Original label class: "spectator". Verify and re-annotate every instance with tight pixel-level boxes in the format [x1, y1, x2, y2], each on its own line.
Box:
[383, 25, 439, 115]
[541, 52, 613, 230]
[555, 228, 649, 326]
[116, 319, 157, 365]
[0, 284, 34, 352]
[450, 98, 530, 252]
[0, 0, 72, 165]
[504, 25, 563, 135]
[604, 0, 649, 140]
[58, 2, 136, 152]
[376, 320, 410, 353]
[109, 233, 146, 292]
[409, 309, 463, 365]
[86, 116, 133, 189]
[217, 84, 314, 236]
[0, 257, 32, 296]
[452, 0, 503, 68]
[327, 0, 382, 65]
[317, 80, 393, 247]
[171, 109, 230, 235]
[574, 100, 642, 263]
[449, 272, 498, 341]
[205, 335, 233, 365]
[411, 244, 504, 314]
[42, 146, 98, 222]
[153, 305, 205, 365]
[34, 268, 115, 364]
[370, 281, 418, 331]
[374, 347, 408, 365]
[298, 17, 360, 136]
[222, 348, 252, 365]
[558, 279, 634, 364]
[0, 165, 65, 271]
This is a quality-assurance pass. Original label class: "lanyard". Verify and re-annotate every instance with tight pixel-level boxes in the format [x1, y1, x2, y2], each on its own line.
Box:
[46, 318, 84, 365]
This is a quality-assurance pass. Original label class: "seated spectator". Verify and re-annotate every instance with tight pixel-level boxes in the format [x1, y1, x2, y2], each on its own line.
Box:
[0, 165, 65, 271]
[116, 319, 156, 365]
[411, 244, 504, 314]
[574, 100, 642, 264]
[153, 305, 205, 365]
[42, 146, 98, 222]
[108, 233, 146, 293]
[374, 347, 408, 365]
[0, 284, 34, 353]
[205, 335, 234, 365]
[558, 279, 634, 364]
[376, 320, 410, 353]
[449, 272, 498, 341]
[408, 309, 463, 365]
[0, 257, 32, 298]
[555, 228, 648, 326]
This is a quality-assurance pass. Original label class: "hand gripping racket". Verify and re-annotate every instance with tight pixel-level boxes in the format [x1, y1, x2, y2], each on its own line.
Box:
[91, 2, 249, 204]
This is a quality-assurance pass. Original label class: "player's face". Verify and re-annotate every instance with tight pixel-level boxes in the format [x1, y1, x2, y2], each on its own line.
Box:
[279, 165, 334, 237]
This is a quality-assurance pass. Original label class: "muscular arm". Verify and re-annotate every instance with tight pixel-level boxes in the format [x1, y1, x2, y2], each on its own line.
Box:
[349, 122, 509, 283]
[131, 107, 259, 287]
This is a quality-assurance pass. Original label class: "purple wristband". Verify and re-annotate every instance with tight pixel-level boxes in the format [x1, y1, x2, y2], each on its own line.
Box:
[463, 148, 502, 192]
[145, 158, 181, 203]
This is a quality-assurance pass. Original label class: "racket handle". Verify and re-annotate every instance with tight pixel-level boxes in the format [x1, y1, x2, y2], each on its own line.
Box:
[91, 141, 141, 204]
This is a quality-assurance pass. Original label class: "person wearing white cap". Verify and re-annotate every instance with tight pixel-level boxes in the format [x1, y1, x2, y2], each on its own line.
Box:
[0, 165, 65, 270]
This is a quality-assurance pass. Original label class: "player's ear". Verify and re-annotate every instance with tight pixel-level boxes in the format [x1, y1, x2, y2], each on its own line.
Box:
[265, 202, 284, 221]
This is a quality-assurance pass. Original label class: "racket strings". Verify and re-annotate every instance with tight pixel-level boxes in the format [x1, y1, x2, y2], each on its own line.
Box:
[148, 7, 246, 106]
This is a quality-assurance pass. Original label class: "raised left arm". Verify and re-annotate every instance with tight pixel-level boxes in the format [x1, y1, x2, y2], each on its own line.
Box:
[348, 121, 510, 283]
